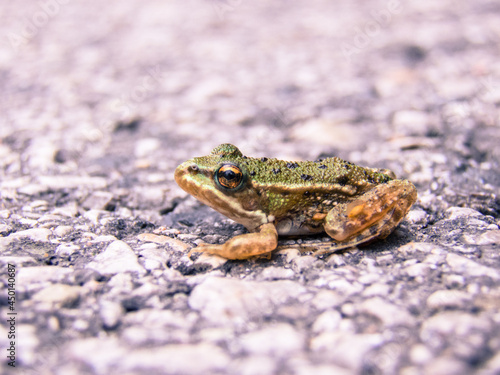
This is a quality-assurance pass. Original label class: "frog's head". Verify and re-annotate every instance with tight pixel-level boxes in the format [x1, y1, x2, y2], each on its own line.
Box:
[174, 144, 266, 230]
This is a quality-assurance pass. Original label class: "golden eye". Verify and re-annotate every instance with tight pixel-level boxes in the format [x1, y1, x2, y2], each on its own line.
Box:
[215, 164, 245, 191]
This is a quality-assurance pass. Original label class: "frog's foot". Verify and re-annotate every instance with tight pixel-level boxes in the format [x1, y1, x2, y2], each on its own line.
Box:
[324, 179, 417, 245]
[187, 223, 278, 260]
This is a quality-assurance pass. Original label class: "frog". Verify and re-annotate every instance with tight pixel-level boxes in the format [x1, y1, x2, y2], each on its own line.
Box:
[174, 144, 417, 260]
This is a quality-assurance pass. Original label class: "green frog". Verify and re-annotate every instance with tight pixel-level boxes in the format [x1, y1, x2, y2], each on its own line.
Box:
[174, 144, 417, 260]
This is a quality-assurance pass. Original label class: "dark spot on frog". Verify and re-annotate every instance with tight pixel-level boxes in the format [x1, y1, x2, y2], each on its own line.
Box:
[261, 157, 268, 162]
[315, 158, 324, 162]
[344, 164, 351, 170]
[272, 168, 281, 174]
[318, 164, 327, 169]
[337, 175, 349, 186]
[304, 191, 311, 197]
[301, 174, 313, 181]
[286, 162, 299, 169]
[250, 171, 256, 176]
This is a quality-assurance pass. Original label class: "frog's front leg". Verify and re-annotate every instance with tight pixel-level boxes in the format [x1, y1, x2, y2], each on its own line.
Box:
[324, 180, 417, 245]
[188, 223, 278, 260]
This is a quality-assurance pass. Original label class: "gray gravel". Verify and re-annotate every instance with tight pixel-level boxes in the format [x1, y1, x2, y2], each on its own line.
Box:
[1, 0, 500, 374]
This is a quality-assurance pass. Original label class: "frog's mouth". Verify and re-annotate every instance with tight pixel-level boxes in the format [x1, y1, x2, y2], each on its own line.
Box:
[174, 161, 267, 231]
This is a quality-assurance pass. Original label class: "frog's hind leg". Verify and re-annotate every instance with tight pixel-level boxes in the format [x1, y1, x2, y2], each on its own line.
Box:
[323, 179, 417, 248]
[310, 207, 397, 256]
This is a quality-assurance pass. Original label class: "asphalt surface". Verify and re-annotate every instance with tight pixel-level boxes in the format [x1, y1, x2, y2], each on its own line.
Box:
[1, 1, 500, 374]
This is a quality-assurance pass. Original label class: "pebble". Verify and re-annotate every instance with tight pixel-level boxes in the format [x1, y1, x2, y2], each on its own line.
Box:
[310, 332, 384, 370]
[446, 253, 500, 280]
[312, 310, 342, 333]
[404, 262, 433, 278]
[476, 230, 500, 245]
[420, 311, 491, 342]
[37, 175, 107, 190]
[193, 252, 227, 268]
[359, 297, 414, 326]
[229, 355, 277, 375]
[9, 228, 52, 242]
[0, 256, 36, 265]
[121, 343, 231, 374]
[55, 243, 80, 256]
[426, 290, 473, 310]
[0, 224, 13, 236]
[311, 290, 344, 311]
[188, 277, 307, 326]
[392, 110, 431, 136]
[237, 323, 304, 357]
[292, 255, 317, 272]
[445, 207, 483, 221]
[99, 300, 124, 330]
[86, 240, 146, 276]
[138, 233, 191, 252]
[140, 247, 170, 270]
[260, 266, 295, 280]
[32, 284, 82, 308]
[17, 266, 74, 285]
[81, 191, 114, 210]
[423, 356, 469, 375]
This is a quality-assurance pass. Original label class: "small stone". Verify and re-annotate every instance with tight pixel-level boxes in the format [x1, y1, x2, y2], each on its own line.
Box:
[420, 311, 491, 341]
[292, 255, 317, 272]
[32, 284, 81, 307]
[38, 175, 107, 190]
[194, 253, 228, 269]
[445, 207, 483, 221]
[135, 137, 160, 158]
[362, 283, 391, 297]
[140, 247, 170, 270]
[423, 356, 468, 375]
[82, 191, 115, 210]
[99, 300, 124, 329]
[9, 228, 52, 242]
[138, 233, 191, 252]
[53, 225, 74, 237]
[405, 208, 428, 225]
[312, 310, 342, 333]
[426, 290, 473, 310]
[446, 253, 500, 280]
[392, 110, 431, 136]
[476, 230, 500, 245]
[188, 277, 306, 326]
[0, 224, 13, 236]
[275, 247, 301, 263]
[55, 243, 80, 256]
[229, 355, 277, 375]
[310, 332, 384, 370]
[410, 343, 434, 365]
[89, 235, 118, 243]
[18, 266, 73, 285]
[359, 297, 414, 326]
[260, 266, 294, 280]
[121, 343, 231, 373]
[404, 262, 432, 278]
[311, 290, 344, 311]
[0, 256, 36, 265]
[237, 323, 304, 357]
[87, 240, 146, 276]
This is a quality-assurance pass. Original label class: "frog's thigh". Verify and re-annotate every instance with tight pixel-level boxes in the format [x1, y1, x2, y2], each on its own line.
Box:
[324, 180, 417, 242]
[189, 223, 278, 260]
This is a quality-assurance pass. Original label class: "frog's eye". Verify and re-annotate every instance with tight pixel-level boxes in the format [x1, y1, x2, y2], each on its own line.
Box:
[215, 163, 245, 191]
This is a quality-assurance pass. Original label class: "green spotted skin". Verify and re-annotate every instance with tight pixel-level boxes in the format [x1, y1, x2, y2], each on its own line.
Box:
[186, 144, 394, 234]
[174, 143, 417, 259]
